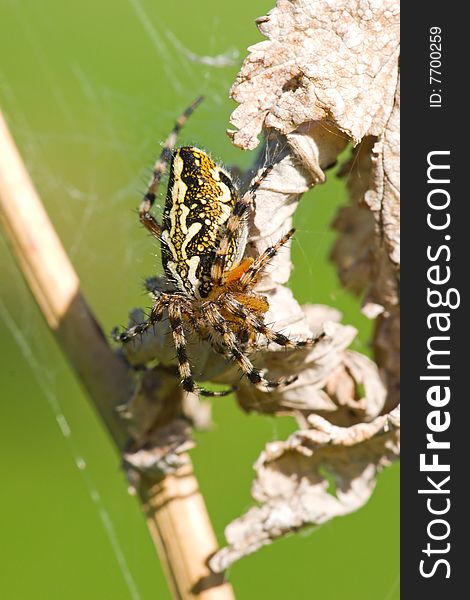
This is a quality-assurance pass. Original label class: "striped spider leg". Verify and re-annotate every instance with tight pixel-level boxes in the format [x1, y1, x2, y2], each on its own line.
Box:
[205, 229, 326, 392]
[138, 95, 204, 242]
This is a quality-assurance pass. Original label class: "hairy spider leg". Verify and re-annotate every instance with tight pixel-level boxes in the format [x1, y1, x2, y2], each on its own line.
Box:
[205, 304, 297, 391]
[139, 96, 204, 240]
[210, 164, 274, 287]
[167, 303, 232, 397]
[113, 295, 168, 342]
[239, 228, 295, 288]
[225, 228, 326, 349]
[223, 294, 326, 349]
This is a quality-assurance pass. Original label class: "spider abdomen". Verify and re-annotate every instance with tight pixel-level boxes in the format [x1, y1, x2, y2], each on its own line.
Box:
[160, 147, 247, 298]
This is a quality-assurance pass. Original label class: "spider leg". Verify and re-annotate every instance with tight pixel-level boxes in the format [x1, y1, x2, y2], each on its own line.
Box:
[224, 295, 326, 349]
[167, 303, 232, 398]
[210, 164, 273, 287]
[144, 276, 160, 295]
[113, 296, 168, 343]
[205, 304, 297, 392]
[239, 228, 295, 289]
[139, 96, 204, 240]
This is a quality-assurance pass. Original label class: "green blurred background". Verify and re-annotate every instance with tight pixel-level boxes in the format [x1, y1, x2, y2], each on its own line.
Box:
[0, 1, 399, 598]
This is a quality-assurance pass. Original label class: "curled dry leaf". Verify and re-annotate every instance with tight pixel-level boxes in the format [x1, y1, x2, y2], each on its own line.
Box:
[228, 0, 400, 408]
[232, 304, 386, 425]
[229, 0, 399, 150]
[119, 366, 209, 479]
[332, 79, 400, 410]
[210, 405, 400, 573]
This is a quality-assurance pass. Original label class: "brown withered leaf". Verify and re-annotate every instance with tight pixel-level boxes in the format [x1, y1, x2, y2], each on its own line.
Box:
[332, 78, 400, 410]
[330, 137, 376, 295]
[210, 405, 400, 572]
[231, 4, 400, 417]
[229, 0, 400, 150]
[118, 367, 210, 480]
[229, 0, 400, 414]
[232, 304, 386, 424]
[364, 75, 400, 270]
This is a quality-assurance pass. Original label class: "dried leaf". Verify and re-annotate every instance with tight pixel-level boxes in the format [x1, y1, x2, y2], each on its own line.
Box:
[123, 419, 194, 478]
[234, 304, 385, 423]
[210, 406, 399, 572]
[119, 367, 210, 480]
[332, 78, 400, 410]
[330, 139, 376, 295]
[364, 76, 400, 269]
[229, 0, 399, 150]
[229, 0, 400, 411]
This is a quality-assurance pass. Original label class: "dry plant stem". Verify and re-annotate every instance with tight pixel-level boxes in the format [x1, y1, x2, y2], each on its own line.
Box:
[0, 109, 235, 600]
[140, 460, 235, 600]
[0, 110, 129, 449]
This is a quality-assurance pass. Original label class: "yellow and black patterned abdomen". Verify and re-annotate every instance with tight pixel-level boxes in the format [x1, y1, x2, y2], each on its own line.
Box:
[160, 147, 244, 298]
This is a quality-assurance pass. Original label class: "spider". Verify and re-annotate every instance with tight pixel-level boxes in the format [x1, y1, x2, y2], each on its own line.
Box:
[113, 96, 325, 397]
